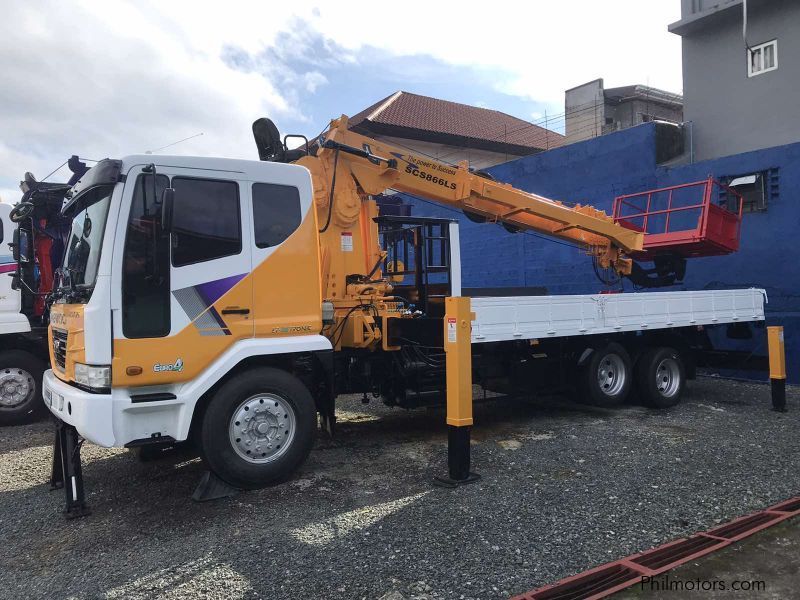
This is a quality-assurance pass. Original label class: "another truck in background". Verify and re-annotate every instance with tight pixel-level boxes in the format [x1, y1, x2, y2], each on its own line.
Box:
[0, 158, 86, 425]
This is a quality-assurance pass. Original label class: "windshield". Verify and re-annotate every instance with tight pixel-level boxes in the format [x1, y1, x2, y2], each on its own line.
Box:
[62, 185, 113, 289]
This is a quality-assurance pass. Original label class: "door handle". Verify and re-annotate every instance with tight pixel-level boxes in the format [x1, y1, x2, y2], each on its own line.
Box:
[221, 307, 250, 315]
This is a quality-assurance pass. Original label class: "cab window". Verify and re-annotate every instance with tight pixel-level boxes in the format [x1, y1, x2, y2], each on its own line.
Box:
[252, 183, 301, 248]
[171, 178, 241, 267]
[122, 174, 170, 338]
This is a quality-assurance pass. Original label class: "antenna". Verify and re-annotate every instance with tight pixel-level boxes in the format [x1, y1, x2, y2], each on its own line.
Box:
[145, 132, 204, 154]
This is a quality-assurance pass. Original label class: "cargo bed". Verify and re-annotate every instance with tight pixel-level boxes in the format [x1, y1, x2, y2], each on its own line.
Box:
[470, 288, 766, 344]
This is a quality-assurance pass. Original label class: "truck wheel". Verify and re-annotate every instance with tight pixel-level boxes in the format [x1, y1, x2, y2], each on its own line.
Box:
[579, 343, 632, 407]
[199, 367, 316, 489]
[636, 347, 685, 408]
[0, 350, 46, 426]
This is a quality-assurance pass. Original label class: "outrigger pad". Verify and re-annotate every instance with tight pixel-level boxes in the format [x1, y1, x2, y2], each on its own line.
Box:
[432, 472, 481, 489]
[192, 471, 240, 502]
[50, 420, 91, 519]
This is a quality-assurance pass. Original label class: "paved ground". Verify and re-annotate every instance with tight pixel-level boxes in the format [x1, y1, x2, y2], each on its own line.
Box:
[614, 517, 800, 599]
[0, 378, 797, 600]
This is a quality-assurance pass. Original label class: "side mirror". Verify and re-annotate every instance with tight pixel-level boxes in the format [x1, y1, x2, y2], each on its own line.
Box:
[0, 218, 4, 244]
[161, 187, 175, 232]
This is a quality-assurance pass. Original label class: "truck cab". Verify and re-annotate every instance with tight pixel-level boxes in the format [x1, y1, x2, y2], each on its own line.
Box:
[45, 155, 331, 488]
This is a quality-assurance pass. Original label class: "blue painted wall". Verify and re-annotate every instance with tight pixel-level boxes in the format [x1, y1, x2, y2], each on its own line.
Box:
[399, 123, 800, 382]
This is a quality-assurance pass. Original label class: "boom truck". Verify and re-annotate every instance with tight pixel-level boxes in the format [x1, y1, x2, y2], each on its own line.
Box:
[43, 115, 765, 517]
[0, 158, 87, 425]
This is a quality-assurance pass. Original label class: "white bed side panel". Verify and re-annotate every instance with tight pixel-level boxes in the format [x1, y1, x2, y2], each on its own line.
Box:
[470, 289, 766, 344]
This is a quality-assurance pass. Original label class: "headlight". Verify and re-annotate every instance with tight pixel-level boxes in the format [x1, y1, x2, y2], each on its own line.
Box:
[74, 363, 111, 389]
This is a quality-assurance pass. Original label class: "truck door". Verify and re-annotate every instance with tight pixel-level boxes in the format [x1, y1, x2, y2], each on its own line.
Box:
[113, 168, 253, 387]
[0, 205, 23, 323]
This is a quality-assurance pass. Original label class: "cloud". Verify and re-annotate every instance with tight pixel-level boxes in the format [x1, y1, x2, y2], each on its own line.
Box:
[0, 0, 683, 201]
[0, 1, 311, 199]
[305, 1, 682, 105]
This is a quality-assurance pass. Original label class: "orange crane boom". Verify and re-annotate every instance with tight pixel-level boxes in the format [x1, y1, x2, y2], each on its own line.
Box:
[303, 115, 642, 271]
[254, 114, 646, 351]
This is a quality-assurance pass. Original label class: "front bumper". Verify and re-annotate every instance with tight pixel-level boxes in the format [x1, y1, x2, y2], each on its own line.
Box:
[44, 369, 114, 447]
[44, 369, 191, 448]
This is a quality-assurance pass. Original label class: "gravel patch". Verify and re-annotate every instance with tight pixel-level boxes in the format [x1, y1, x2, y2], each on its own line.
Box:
[0, 378, 797, 599]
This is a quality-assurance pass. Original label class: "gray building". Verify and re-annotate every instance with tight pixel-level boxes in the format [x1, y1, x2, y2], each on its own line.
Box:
[670, 0, 800, 161]
[564, 79, 683, 144]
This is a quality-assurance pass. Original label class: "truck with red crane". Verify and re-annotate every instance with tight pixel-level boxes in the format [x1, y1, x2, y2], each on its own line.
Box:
[0, 157, 88, 425]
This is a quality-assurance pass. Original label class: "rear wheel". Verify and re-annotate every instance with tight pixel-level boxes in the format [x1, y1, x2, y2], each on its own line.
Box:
[578, 343, 632, 407]
[0, 350, 46, 426]
[635, 346, 685, 408]
[199, 367, 316, 489]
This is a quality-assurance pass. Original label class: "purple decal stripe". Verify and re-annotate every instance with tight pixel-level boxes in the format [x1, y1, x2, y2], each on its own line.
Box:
[195, 273, 246, 307]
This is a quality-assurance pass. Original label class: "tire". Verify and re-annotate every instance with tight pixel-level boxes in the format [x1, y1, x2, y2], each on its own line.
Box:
[0, 350, 47, 426]
[578, 343, 632, 407]
[199, 367, 316, 489]
[635, 346, 685, 409]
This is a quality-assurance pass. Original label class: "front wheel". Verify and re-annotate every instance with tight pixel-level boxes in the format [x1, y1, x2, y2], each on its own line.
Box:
[0, 350, 47, 426]
[199, 367, 316, 489]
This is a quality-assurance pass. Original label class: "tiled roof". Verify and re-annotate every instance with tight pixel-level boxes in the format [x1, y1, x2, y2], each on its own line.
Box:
[347, 91, 563, 154]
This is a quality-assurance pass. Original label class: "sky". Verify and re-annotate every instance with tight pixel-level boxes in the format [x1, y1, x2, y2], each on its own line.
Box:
[0, 0, 682, 203]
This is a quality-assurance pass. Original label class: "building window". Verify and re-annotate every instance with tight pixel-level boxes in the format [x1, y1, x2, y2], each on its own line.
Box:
[720, 170, 777, 213]
[748, 40, 778, 77]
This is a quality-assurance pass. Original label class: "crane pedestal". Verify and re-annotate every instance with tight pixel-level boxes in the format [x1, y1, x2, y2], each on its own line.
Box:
[434, 297, 480, 488]
[768, 326, 787, 412]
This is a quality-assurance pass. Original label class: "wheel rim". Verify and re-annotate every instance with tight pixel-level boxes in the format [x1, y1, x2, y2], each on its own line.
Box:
[596, 353, 626, 396]
[0, 368, 35, 409]
[228, 393, 296, 464]
[655, 358, 681, 398]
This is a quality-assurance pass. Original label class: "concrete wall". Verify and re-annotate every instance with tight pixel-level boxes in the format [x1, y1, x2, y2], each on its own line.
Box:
[399, 122, 800, 382]
[566, 80, 683, 142]
[679, 0, 741, 19]
[565, 79, 605, 144]
[606, 99, 683, 130]
[679, 0, 800, 160]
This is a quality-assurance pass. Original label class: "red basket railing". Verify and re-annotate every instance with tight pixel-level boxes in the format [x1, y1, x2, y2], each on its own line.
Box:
[612, 177, 744, 258]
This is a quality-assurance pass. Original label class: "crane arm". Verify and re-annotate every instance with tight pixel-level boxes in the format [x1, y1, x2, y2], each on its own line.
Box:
[310, 115, 643, 274]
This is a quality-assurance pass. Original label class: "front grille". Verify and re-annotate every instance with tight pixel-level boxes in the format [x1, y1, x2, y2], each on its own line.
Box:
[52, 328, 67, 370]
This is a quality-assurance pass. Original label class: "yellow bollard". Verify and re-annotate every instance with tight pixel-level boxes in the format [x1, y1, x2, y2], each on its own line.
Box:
[767, 326, 787, 412]
[434, 296, 480, 487]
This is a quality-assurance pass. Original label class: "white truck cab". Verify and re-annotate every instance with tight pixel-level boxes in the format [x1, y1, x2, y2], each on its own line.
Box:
[44, 154, 328, 507]
[0, 204, 30, 335]
[0, 200, 51, 425]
